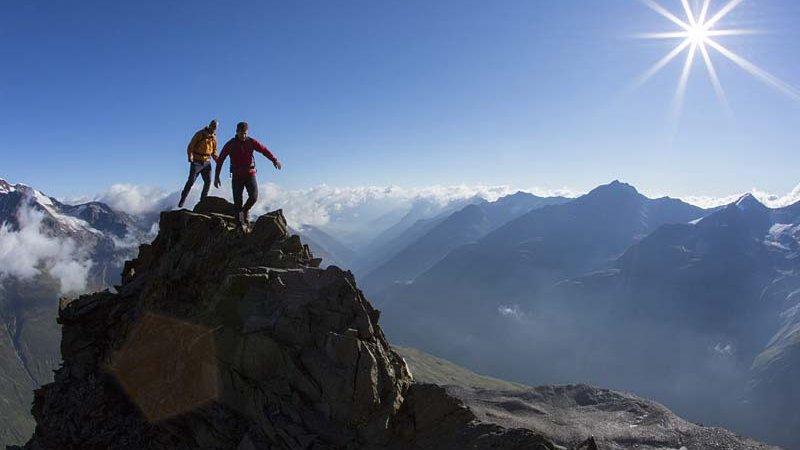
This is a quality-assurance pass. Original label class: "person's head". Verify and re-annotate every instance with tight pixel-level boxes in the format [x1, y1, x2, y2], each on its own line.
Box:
[236, 122, 248, 140]
[208, 120, 218, 133]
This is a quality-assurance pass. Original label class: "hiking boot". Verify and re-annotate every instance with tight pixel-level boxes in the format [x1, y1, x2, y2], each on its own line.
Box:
[178, 196, 187, 209]
[243, 209, 251, 224]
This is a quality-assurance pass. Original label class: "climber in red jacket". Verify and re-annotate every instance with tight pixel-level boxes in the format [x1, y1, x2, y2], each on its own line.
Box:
[214, 122, 282, 225]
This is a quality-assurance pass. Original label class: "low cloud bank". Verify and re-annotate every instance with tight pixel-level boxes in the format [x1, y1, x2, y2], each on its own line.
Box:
[75, 181, 800, 229]
[0, 203, 93, 294]
[95, 184, 173, 216]
[79, 183, 574, 229]
[675, 183, 800, 209]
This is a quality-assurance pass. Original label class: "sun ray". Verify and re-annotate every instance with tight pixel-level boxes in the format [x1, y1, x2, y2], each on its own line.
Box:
[704, 39, 800, 101]
[705, 29, 761, 37]
[632, 31, 690, 39]
[698, 41, 732, 115]
[672, 41, 699, 121]
[639, 0, 691, 30]
[697, 0, 712, 25]
[681, 0, 697, 26]
[632, 39, 693, 91]
[703, 0, 746, 30]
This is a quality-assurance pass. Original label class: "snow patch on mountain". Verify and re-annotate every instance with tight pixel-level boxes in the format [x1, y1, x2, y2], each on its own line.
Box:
[0, 179, 16, 194]
[765, 223, 800, 252]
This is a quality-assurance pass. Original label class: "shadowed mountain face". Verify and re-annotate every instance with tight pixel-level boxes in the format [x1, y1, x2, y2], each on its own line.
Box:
[0, 179, 149, 447]
[375, 181, 707, 355]
[379, 189, 800, 447]
[360, 192, 569, 294]
[294, 224, 356, 268]
[540, 194, 800, 447]
[348, 196, 488, 276]
[369, 182, 800, 447]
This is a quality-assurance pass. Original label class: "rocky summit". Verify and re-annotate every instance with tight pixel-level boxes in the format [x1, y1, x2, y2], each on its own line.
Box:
[17, 197, 558, 450]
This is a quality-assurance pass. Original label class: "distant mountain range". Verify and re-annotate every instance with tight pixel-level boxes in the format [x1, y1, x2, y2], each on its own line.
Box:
[370, 180, 800, 448]
[2, 176, 799, 448]
[375, 180, 707, 328]
[346, 195, 487, 276]
[360, 191, 569, 293]
[542, 191, 800, 446]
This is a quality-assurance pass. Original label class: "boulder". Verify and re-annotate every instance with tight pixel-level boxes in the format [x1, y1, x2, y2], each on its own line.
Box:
[193, 195, 236, 216]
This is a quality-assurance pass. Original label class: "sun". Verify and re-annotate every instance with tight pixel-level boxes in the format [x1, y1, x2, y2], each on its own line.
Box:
[633, 0, 800, 120]
[686, 24, 707, 45]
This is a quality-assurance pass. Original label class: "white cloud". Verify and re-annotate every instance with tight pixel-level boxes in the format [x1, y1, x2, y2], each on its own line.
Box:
[71, 180, 800, 233]
[75, 182, 574, 229]
[49, 259, 93, 293]
[672, 183, 800, 209]
[752, 183, 800, 208]
[0, 203, 93, 294]
[677, 194, 744, 209]
[250, 183, 526, 227]
[91, 184, 173, 216]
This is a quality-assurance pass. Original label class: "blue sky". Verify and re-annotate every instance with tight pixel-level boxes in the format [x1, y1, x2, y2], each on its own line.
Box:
[1, 0, 799, 200]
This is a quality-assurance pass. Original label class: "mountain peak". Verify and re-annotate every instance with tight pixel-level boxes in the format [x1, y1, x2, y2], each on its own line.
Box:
[583, 180, 642, 202]
[735, 193, 767, 211]
[496, 190, 536, 203]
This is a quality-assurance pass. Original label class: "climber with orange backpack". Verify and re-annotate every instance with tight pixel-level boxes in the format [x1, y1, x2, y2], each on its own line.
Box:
[179, 120, 219, 208]
[214, 121, 282, 226]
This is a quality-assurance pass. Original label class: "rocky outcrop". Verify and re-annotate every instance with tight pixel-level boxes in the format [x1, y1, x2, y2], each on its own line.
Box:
[19, 197, 559, 450]
[445, 384, 780, 450]
[396, 346, 782, 450]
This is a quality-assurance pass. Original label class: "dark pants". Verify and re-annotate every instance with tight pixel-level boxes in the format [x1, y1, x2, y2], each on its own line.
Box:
[232, 174, 258, 214]
[181, 161, 211, 201]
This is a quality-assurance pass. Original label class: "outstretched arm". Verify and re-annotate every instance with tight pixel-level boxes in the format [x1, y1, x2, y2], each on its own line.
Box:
[251, 138, 282, 170]
[214, 143, 230, 187]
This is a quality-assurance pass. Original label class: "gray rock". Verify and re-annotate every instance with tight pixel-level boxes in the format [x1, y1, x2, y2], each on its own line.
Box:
[193, 195, 236, 217]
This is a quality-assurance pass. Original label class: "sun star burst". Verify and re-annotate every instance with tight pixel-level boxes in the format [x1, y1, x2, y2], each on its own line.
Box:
[633, 0, 800, 122]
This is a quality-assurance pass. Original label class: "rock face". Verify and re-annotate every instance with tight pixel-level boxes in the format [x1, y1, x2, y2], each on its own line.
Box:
[20, 198, 559, 450]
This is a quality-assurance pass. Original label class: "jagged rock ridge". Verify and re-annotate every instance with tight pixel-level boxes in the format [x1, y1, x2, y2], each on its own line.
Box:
[19, 197, 558, 450]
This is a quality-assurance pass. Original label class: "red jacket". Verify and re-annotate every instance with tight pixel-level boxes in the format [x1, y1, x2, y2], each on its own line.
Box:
[215, 137, 278, 179]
